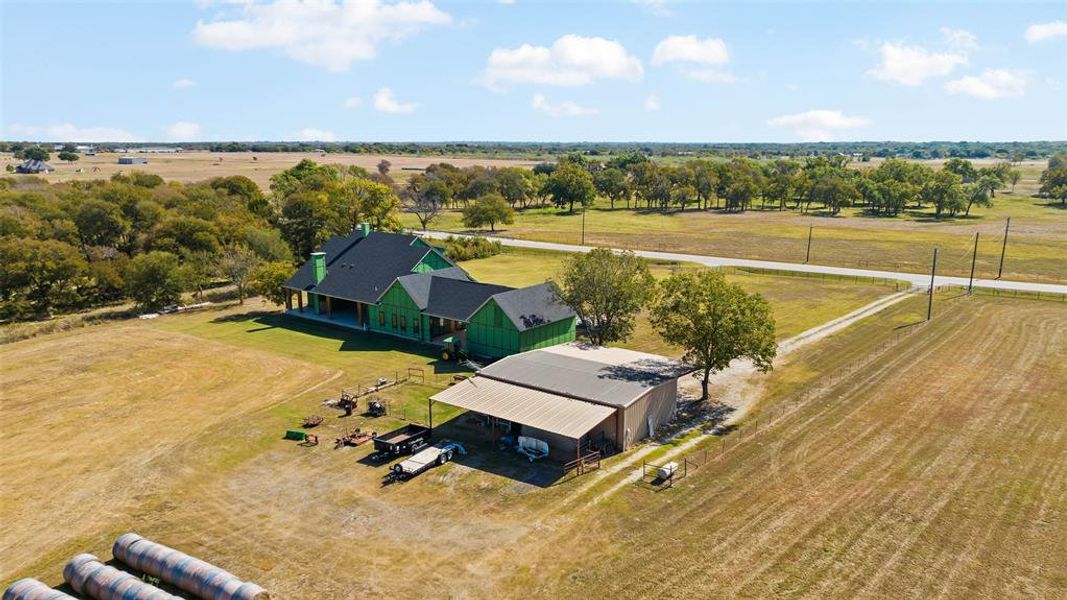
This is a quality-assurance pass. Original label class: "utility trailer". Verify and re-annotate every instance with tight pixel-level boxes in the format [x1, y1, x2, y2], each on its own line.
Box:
[388, 440, 466, 482]
[370, 424, 431, 459]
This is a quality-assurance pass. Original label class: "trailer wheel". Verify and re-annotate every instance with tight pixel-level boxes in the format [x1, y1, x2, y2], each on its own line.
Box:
[444, 450, 454, 462]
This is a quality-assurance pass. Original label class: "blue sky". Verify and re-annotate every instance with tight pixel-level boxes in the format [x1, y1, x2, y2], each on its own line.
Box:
[2, 0, 1065, 143]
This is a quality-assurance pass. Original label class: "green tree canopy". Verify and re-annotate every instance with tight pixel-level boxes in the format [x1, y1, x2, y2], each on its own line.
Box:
[461, 193, 515, 232]
[248, 261, 295, 306]
[125, 251, 184, 311]
[554, 248, 655, 346]
[651, 270, 777, 401]
[542, 162, 595, 213]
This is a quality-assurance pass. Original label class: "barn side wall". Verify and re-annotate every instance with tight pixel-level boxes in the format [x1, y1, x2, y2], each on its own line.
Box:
[620, 379, 678, 449]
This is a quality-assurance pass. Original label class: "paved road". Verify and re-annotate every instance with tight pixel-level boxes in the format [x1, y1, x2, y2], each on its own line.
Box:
[419, 230, 1067, 295]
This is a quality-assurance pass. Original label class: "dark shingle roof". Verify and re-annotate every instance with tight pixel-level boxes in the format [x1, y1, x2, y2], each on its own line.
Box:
[285, 230, 455, 304]
[489, 282, 576, 331]
[396, 267, 472, 308]
[286, 233, 363, 291]
[16, 159, 54, 173]
[423, 277, 513, 322]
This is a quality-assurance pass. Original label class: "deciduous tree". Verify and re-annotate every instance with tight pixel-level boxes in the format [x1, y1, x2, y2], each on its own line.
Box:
[651, 270, 777, 401]
[554, 249, 655, 346]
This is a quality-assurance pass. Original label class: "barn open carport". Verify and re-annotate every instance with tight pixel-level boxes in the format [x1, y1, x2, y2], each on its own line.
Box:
[429, 376, 616, 465]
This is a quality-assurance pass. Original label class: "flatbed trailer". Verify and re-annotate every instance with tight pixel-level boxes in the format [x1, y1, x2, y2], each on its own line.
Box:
[389, 441, 466, 481]
[371, 424, 431, 458]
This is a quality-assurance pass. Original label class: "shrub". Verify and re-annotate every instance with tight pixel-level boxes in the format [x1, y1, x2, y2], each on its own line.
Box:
[442, 235, 502, 262]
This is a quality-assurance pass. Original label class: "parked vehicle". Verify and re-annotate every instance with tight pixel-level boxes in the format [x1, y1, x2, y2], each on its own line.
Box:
[388, 440, 466, 481]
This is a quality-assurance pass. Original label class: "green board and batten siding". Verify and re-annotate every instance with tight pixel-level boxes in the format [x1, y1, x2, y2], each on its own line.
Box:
[466, 298, 577, 359]
[412, 245, 453, 272]
[369, 281, 427, 342]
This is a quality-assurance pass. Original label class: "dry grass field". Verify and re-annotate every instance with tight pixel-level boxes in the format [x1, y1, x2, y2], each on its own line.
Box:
[1, 151, 538, 189]
[1, 245, 1063, 598]
[0, 325, 339, 579]
[414, 189, 1067, 284]
[504, 296, 1067, 599]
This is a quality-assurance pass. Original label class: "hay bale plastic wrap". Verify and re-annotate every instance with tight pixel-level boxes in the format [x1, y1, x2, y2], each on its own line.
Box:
[2, 578, 77, 600]
[62, 554, 178, 600]
[113, 533, 269, 600]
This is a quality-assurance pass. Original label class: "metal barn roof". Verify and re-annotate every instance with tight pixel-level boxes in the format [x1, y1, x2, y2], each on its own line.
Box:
[477, 343, 692, 408]
[430, 376, 614, 439]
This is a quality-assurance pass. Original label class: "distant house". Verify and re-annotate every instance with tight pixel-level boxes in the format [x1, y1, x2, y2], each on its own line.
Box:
[283, 225, 577, 359]
[15, 160, 55, 174]
[118, 157, 148, 165]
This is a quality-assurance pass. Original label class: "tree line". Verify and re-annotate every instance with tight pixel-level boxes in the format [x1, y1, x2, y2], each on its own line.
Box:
[402, 153, 1044, 226]
[5, 140, 1065, 160]
[0, 159, 406, 321]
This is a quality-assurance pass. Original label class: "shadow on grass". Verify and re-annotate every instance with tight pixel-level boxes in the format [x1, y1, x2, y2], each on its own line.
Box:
[209, 312, 468, 375]
[1037, 200, 1067, 210]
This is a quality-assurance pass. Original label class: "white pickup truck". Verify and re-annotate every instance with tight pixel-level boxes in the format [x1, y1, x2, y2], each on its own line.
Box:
[388, 440, 467, 481]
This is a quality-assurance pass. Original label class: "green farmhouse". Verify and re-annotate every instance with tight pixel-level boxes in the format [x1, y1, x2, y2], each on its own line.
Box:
[282, 225, 576, 359]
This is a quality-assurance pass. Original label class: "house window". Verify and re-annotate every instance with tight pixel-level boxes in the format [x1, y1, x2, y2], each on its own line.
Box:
[378, 311, 386, 326]
[391, 313, 398, 328]
[413, 318, 420, 334]
[400, 315, 407, 330]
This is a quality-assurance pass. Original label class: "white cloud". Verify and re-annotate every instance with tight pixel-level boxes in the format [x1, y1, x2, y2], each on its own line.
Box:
[531, 93, 598, 117]
[650, 35, 736, 83]
[191, 0, 451, 72]
[651, 35, 729, 66]
[294, 128, 337, 141]
[172, 79, 197, 90]
[1025, 20, 1067, 43]
[867, 41, 968, 86]
[343, 96, 362, 108]
[767, 109, 870, 142]
[480, 35, 643, 90]
[374, 87, 418, 113]
[940, 27, 978, 52]
[164, 121, 203, 141]
[945, 69, 1028, 99]
[6, 123, 141, 142]
[644, 94, 661, 112]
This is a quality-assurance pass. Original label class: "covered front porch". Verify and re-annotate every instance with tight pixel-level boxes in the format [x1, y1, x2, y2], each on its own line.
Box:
[284, 289, 371, 327]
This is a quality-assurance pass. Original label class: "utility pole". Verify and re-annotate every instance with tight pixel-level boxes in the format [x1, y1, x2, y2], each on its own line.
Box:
[927, 247, 938, 322]
[581, 208, 586, 245]
[805, 224, 813, 263]
[996, 217, 1010, 279]
[968, 231, 979, 294]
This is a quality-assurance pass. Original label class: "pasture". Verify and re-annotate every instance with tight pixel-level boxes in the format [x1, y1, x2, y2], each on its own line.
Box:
[510, 295, 1067, 599]
[0, 249, 904, 595]
[411, 188, 1067, 284]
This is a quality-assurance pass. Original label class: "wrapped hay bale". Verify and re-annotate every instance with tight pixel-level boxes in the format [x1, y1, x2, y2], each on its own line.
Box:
[62, 554, 178, 600]
[113, 533, 268, 600]
[2, 578, 77, 600]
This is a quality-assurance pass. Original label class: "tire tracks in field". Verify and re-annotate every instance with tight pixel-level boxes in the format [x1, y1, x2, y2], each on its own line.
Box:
[586, 307, 970, 597]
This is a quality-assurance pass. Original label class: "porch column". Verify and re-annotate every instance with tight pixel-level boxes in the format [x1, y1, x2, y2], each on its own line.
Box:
[356, 302, 363, 325]
[325, 296, 333, 318]
[297, 291, 304, 312]
[285, 291, 292, 311]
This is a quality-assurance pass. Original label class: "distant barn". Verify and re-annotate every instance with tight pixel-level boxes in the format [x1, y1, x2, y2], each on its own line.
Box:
[15, 159, 55, 174]
[118, 156, 148, 165]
